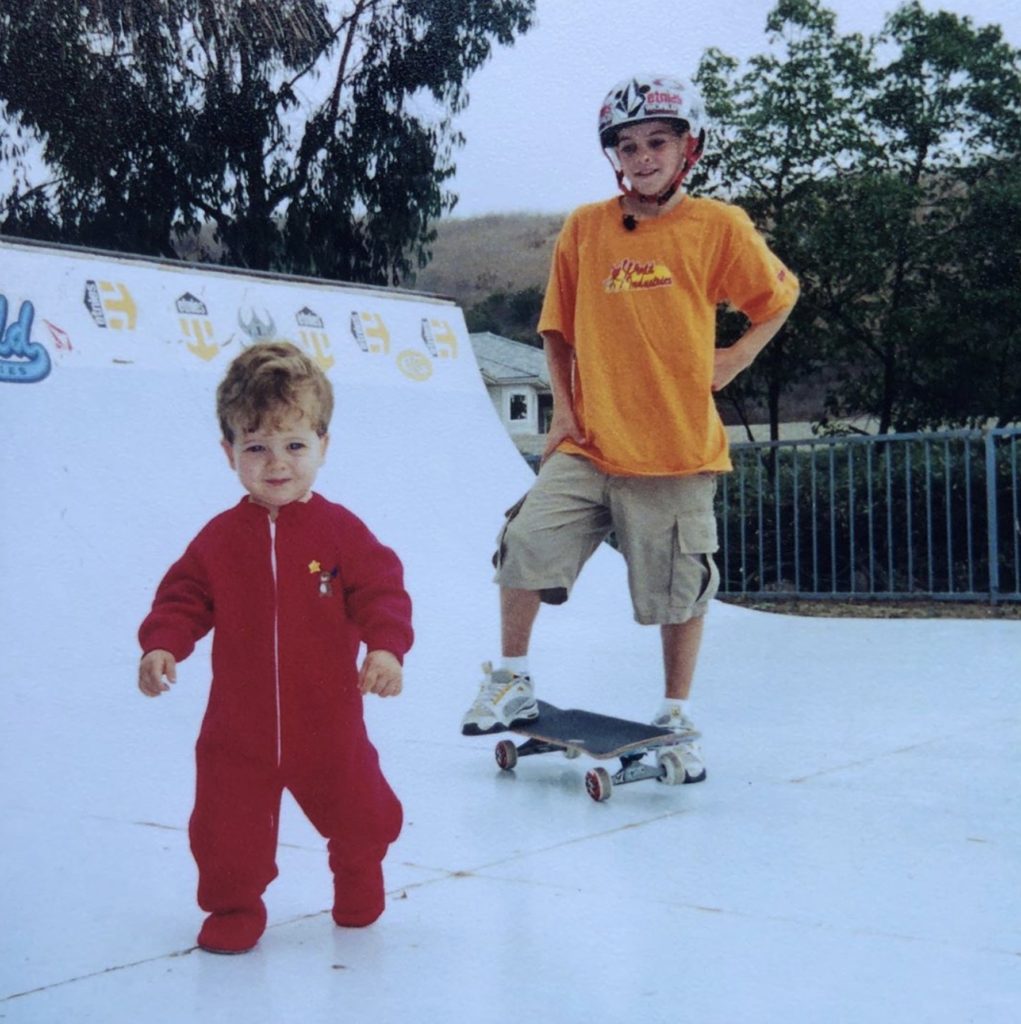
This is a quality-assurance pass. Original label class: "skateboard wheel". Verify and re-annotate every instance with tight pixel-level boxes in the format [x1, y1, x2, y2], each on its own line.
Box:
[563, 746, 581, 760]
[495, 739, 518, 771]
[658, 749, 684, 786]
[585, 767, 613, 802]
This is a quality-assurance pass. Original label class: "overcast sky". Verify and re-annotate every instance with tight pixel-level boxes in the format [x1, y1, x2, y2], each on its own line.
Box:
[445, 0, 1021, 218]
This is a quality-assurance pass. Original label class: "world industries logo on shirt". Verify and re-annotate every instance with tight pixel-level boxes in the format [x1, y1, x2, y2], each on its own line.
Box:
[604, 259, 674, 293]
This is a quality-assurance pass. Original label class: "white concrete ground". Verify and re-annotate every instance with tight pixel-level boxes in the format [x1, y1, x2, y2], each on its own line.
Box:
[2, 242, 1018, 1022]
[3, 575, 1018, 1023]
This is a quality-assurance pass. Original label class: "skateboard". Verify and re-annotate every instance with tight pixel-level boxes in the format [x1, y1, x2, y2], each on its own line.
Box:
[489, 700, 699, 802]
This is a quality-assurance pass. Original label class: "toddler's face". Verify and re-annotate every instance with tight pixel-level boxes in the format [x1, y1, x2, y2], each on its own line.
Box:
[222, 406, 329, 517]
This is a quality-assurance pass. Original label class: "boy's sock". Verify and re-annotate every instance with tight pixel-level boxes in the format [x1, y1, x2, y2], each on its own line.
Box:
[656, 697, 693, 722]
[501, 655, 530, 677]
[660, 697, 690, 715]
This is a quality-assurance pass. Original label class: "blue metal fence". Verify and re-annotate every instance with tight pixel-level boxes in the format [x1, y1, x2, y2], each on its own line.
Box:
[716, 427, 1021, 602]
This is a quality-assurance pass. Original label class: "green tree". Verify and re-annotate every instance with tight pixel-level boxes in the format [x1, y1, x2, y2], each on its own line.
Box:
[696, 0, 1021, 435]
[465, 285, 544, 344]
[0, 0, 535, 284]
[695, 0, 872, 440]
[805, 2, 1021, 433]
[903, 158, 1021, 428]
[847, 1, 1021, 431]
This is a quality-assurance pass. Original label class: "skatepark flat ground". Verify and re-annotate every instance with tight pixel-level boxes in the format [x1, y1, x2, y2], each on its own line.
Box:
[2, 240, 1018, 1022]
[3, 593, 1018, 1023]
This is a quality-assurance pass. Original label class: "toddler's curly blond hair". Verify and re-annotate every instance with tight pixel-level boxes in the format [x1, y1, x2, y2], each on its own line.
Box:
[216, 342, 333, 443]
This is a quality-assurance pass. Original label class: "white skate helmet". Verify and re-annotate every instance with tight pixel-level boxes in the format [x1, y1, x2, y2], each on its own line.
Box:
[598, 74, 707, 204]
[598, 73, 707, 148]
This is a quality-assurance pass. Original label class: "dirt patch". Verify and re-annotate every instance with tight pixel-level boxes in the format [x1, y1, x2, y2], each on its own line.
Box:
[718, 596, 1021, 619]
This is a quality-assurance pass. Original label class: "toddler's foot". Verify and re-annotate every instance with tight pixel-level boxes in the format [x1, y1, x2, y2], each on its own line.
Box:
[333, 859, 385, 928]
[461, 661, 539, 735]
[197, 902, 267, 954]
[651, 704, 707, 784]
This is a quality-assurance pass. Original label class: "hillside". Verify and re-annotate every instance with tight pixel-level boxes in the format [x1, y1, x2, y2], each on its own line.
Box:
[405, 212, 564, 309]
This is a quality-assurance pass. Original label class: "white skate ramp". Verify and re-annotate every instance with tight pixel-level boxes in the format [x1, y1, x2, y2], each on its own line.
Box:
[2, 238, 1019, 1023]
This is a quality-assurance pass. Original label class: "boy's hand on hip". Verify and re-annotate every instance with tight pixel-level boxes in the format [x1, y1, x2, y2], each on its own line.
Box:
[713, 307, 794, 392]
[542, 408, 587, 463]
[359, 650, 403, 698]
[139, 650, 176, 697]
[712, 344, 755, 392]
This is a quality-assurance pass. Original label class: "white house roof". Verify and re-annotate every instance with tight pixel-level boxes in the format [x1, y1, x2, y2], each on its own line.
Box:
[468, 331, 549, 389]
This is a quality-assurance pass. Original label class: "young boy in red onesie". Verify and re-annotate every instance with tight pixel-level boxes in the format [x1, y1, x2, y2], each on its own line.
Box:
[138, 341, 413, 954]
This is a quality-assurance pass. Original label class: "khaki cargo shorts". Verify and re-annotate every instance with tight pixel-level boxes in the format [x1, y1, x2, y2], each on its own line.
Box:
[494, 453, 720, 625]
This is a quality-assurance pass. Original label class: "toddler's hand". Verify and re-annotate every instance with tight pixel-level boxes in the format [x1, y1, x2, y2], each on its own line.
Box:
[139, 650, 176, 698]
[359, 650, 403, 698]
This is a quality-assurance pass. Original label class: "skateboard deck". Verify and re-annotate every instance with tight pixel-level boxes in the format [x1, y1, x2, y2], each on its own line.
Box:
[490, 700, 699, 801]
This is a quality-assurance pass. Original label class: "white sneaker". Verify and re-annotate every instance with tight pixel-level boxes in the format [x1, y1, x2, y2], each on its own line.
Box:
[461, 662, 539, 736]
[651, 706, 706, 784]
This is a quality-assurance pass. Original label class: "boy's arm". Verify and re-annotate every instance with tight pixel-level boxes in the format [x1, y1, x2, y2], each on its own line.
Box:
[712, 206, 800, 392]
[712, 304, 795, 393]
[541, 330, 587, 462]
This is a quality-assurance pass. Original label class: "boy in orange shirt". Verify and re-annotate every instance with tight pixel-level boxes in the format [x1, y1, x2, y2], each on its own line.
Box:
[461, 74, 799, 782]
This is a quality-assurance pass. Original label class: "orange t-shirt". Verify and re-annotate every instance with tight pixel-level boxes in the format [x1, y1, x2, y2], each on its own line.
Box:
[538, 196, 799, 476]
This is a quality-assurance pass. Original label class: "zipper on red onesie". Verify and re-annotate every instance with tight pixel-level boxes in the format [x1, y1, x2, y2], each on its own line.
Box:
[268, 518, 283, 767]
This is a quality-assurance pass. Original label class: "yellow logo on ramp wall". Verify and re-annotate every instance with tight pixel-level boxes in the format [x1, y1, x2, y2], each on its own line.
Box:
[180, 318, 218, 361]
[420, 318, 458, 358]
[83, 280, 138, 330]
[298, 330, 335, 371]
[396, 349, 433, 382]
[350, 311, 391, 354]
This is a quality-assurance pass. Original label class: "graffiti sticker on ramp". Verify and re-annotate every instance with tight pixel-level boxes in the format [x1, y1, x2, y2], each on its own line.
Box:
[1, 295, 52, 383]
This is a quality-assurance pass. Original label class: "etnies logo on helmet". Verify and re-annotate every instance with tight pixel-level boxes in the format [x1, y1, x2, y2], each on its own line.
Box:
[645, 89, 683, 110]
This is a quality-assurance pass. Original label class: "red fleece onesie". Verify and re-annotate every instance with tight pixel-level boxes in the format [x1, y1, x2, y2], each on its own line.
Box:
[138, 493, 413, 919]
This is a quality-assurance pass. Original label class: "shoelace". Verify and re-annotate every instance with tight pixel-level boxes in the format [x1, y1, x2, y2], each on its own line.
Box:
[483, 674, 520, 703]
[471, 672, 518, 710]
[656, 713, 698, 738]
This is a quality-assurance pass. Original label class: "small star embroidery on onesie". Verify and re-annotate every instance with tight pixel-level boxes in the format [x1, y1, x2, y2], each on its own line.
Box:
[308, 560, 339, 597]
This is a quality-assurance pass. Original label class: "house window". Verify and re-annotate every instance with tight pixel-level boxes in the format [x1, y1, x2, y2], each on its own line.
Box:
[509, 393, 529, 421]
[538, 394, 553, 433]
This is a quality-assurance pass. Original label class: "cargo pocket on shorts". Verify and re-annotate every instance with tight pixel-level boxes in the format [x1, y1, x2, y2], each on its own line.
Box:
[492, 492, 569, 605]
[493, 494, 528, 569]
[670, 517, 721, 610]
